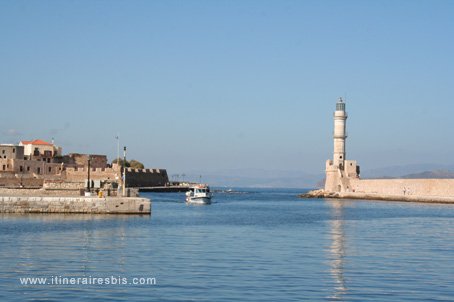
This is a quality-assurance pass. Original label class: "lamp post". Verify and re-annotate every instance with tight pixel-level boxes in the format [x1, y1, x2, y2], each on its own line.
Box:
[19, 164, 23, 188]
[122, 146, 127, 197]
[86, 156, 91, 195]
[116, 134, 120, 165]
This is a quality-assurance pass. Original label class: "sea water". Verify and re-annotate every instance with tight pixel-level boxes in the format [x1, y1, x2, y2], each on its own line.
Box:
[0, 188, 453, 301]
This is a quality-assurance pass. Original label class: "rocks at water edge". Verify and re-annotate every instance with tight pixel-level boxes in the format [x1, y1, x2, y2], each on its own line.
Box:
[298, 189, 340, 199]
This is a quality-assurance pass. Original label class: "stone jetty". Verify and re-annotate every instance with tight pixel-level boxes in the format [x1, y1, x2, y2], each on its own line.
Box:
[300, 189, 454, 204]
[0, 196, 151, 214]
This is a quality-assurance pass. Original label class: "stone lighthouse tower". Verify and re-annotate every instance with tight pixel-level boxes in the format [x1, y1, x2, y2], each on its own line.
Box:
[333, 97, 347, 168]
[325, 98, 359, 192]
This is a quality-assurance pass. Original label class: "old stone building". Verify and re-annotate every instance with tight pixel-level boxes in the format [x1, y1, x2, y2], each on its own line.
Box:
[0, 144, 24, 160]
[0, 139, 169, 190]
[20, 139, 62, 163]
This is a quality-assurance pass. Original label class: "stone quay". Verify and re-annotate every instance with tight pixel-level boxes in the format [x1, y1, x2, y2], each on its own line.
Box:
[0, 196, 151, 214]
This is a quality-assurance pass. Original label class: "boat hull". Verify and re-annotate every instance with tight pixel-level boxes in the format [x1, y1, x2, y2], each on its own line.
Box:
[186, 197, 212, 205]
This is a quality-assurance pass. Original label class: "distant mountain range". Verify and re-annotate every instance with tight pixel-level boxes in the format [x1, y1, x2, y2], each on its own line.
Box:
[401, 170, 454, 179]
[361, 163, 454, 179]
[182, 168, 323, 189]
[351, 163, 454, 185]
[179, 164, 454, 189]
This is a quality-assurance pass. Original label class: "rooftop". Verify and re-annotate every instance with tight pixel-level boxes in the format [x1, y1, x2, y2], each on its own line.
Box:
[20, 139, 53, 146]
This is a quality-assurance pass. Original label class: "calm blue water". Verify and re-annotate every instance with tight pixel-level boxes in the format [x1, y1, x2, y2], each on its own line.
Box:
[1, 188, 453, 301]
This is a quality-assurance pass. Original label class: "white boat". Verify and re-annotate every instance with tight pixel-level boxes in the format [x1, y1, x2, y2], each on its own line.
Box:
[185, 185, 212, 205]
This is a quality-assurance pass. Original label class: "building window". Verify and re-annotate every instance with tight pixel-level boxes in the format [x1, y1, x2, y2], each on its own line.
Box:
[48, 167, 52, 173]
[37, 167, 41, 174]
[2, 165, 5, 170]
[2, 150, 5, 154]
[13, 149, 15, 153]
[20, 166, 23, 172]
[27, 166, 30, 171]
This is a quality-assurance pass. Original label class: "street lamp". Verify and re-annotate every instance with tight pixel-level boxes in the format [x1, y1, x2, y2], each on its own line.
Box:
[122, 146, 127, 197]
[86, 156, 91, 195]
[115, 134, 120, 166]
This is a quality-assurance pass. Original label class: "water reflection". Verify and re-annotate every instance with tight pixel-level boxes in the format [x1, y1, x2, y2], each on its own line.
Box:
[80, 217, 129, 274]
[328, 199, 347, 300]
[0, 213, 150, 222]
[2, 214, 150, 279]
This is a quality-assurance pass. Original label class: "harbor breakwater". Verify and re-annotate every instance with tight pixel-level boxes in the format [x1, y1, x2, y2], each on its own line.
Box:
[0, 196, 151, 214]
[300, 189, 454, 204]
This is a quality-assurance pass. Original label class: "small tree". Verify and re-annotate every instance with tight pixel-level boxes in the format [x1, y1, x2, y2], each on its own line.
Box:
[112, 158, 130, 167]
[112, 158, 144, 169]
[129, 160, 144, 169]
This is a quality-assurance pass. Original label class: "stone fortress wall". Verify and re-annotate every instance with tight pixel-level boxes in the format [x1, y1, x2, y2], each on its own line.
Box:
[66, 153, 108, 168]
[348, 178, 454, 198]
[324, 98, 454, 202]
[125, 168, 168, 187]
[0, 163, 169, 189]
[62, 166, 169, 187]
[64, 167, 118, 182]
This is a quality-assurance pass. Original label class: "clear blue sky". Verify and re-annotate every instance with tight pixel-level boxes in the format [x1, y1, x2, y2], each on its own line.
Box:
[1, 0, 454, 175]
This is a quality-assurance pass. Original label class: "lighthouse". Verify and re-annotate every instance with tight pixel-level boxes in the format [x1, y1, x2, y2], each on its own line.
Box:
[333, 97, 347, 168]
[325, 98, 359, 193]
